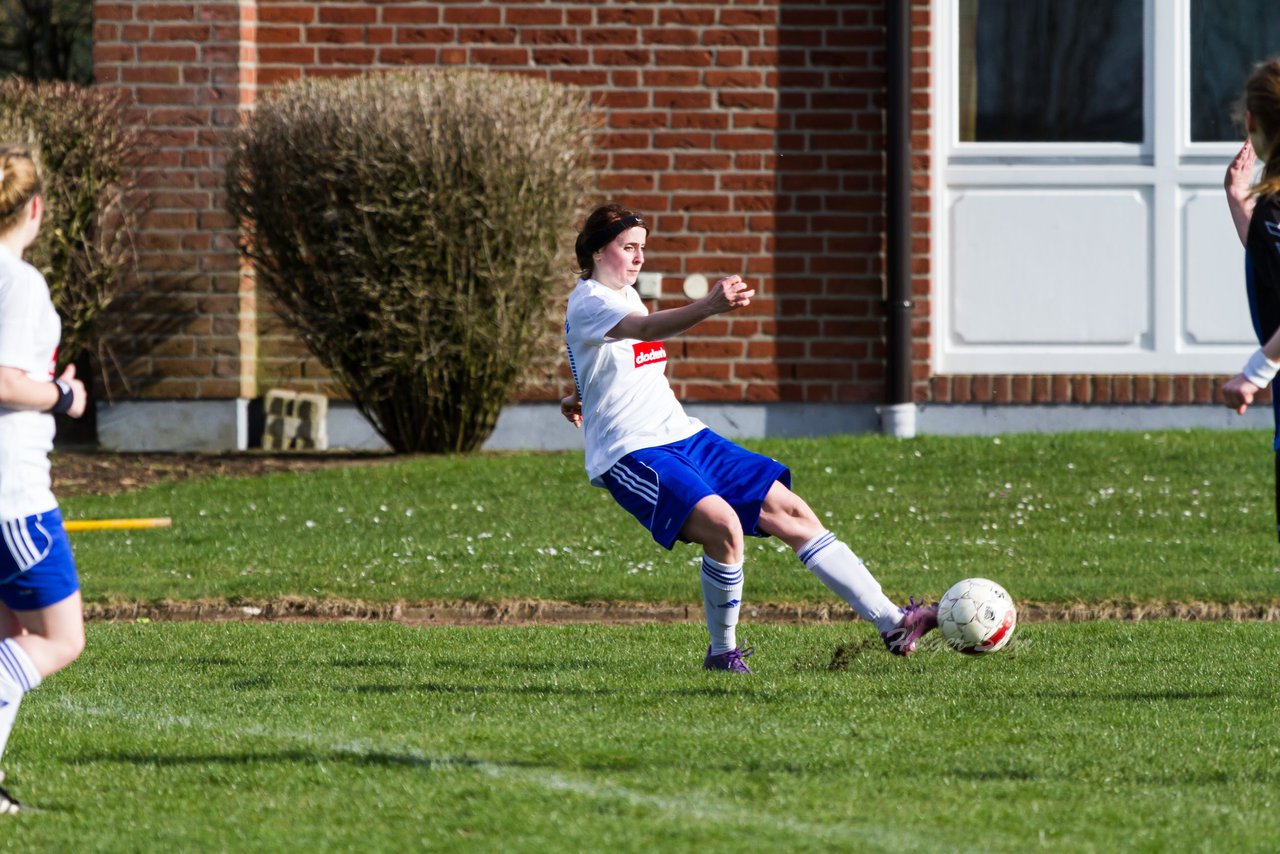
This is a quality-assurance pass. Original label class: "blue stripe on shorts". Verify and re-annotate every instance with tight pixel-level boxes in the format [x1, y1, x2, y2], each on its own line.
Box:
[602, 428, 791, 550]
[0, 508, 79, 611]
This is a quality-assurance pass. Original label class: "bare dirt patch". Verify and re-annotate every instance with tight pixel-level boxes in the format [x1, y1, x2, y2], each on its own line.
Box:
[82, 597, 1280, 627]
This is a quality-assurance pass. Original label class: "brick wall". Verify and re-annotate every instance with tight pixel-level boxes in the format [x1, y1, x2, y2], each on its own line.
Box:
[93, 0, 257, 400]
[930, 375, 1248, 406]
[92, 0, 936, 406]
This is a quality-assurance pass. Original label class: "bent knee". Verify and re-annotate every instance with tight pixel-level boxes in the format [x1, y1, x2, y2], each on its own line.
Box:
[48, 629, 86, 673]
[760, 487, 824, 546]
[684, 497, 746, 558]
[705, 512, 745, 554]
[65, 629, 86, 662]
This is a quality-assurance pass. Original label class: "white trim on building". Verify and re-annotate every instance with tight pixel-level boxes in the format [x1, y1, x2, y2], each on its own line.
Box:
[933, 0, 1257, 376]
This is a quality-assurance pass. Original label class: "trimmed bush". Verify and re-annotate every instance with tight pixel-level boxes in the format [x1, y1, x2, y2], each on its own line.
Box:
[0, 77, 144, 373]
[226, 71, 594, 454]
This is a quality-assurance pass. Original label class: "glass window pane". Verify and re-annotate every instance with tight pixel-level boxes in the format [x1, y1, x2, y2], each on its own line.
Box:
[1190, 0, 1280, 142]
[958, 0, 1143, 143]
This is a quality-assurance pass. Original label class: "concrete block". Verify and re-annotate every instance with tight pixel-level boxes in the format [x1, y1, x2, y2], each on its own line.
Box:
[262, 389, 329, 450]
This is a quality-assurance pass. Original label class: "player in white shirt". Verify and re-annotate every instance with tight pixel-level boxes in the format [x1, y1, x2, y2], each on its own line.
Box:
[0, 146, 89, 813]
[562, 203, 937, 672]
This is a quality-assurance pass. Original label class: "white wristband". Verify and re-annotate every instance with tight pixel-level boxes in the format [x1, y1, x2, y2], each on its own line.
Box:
[1242, 348, 1280, 388]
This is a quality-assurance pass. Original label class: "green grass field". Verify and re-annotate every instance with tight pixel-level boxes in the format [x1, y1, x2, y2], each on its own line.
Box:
[5, 622, 1278, 851]
[2, 431, 1277, 850]
[61, 430, 1280, 606]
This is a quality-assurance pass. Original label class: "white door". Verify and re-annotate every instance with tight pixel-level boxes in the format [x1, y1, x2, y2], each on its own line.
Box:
[934, 0, 1280, 375]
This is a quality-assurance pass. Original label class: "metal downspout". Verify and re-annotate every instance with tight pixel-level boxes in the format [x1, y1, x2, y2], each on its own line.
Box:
[882, 0, 917, 438]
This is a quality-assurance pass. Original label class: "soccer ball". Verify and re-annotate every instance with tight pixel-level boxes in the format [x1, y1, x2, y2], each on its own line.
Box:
[937, 578, 1017, 654]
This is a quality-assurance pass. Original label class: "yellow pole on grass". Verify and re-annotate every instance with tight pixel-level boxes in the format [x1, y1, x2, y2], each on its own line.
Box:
[64, 517, 172, 532]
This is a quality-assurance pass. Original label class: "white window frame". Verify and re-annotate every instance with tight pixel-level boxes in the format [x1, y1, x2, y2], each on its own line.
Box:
[933, 0, 1254, 376]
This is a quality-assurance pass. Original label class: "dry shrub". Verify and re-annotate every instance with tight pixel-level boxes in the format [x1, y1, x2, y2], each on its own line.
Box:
[0, 77, 144, 374]
[226, 70, 594, 453]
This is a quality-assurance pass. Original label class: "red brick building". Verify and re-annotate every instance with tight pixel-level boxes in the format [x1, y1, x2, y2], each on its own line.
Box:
[89, 1, 1269, 450]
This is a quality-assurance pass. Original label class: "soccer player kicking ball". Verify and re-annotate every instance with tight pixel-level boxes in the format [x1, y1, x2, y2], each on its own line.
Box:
[561, 203, 937, 673]
[0, 146, 89, 812]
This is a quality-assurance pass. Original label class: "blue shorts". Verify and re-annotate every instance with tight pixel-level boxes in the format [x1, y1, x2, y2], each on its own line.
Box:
[602, 429, 791, 550]
[0, 508, 80, 611]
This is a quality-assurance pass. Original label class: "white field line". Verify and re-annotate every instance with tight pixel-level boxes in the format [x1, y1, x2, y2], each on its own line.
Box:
[48, 696, 935, 851]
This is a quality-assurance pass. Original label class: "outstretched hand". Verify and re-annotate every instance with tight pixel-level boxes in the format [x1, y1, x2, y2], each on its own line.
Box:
[1226, 137, 1257, 196]
[1226, 137, 1257, 247]
[703, 275, 754, 315]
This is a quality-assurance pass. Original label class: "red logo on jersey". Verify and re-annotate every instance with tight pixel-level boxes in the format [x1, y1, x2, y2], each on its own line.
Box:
[633, 341, 667, 367]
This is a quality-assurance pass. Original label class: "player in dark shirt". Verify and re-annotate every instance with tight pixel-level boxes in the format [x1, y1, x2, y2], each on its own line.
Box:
[1222, 59, 1280, 539]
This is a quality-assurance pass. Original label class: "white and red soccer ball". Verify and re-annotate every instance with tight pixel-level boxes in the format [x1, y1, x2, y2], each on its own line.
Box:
[937, 577, 1017, 654]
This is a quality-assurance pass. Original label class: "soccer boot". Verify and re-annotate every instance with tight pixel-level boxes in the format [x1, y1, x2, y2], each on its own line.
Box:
[881, 597, 939, 657]
[703, 645, 754, 673]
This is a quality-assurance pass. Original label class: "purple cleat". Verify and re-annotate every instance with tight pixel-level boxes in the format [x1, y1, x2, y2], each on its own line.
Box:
[881, 597, 939, 657]
[703, 645, 754, 673]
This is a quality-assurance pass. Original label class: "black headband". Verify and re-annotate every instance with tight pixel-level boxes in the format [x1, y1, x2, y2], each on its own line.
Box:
[582, 215, 646, 255]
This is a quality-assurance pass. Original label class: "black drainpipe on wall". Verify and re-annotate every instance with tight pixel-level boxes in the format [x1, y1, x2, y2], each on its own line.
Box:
[882, 0, 916, 437]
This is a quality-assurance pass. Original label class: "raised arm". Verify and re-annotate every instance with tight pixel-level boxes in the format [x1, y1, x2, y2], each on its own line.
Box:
[607, 275, 754, 340]
[1226, 137, 1257, 247]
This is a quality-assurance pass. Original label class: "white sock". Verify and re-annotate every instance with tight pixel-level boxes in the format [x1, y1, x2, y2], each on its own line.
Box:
[797, 531, 903, 633]
[0, 639, 41, 761]
[700, 554, 744, 655]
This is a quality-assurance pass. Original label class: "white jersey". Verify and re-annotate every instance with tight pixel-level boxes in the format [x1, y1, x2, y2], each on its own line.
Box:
[565, 277, 704, 485]
[0, 244, 60, 520]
